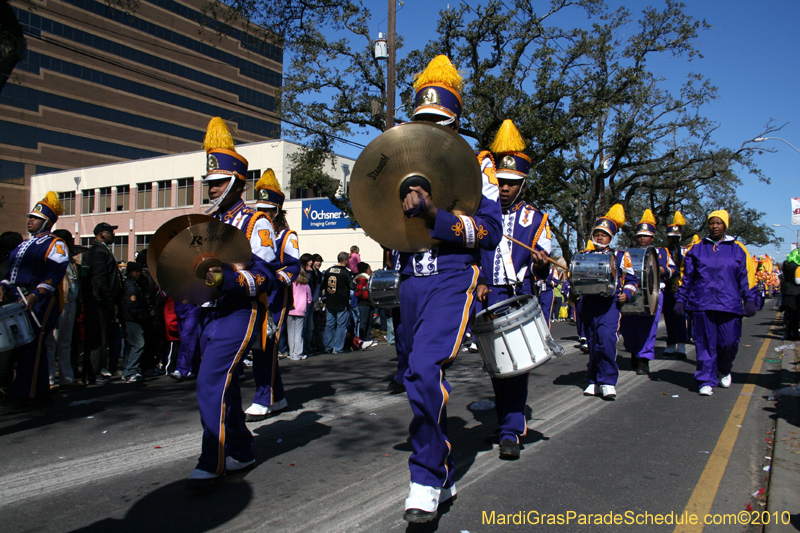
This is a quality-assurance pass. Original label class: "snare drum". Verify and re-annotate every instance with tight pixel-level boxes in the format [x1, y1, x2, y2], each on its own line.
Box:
[569, 252, 617, 297]
[473, 295, 564, 378]
[618, 247, 660, 315]
[368, 269, 400, 309]
[0, 301, 35, 353]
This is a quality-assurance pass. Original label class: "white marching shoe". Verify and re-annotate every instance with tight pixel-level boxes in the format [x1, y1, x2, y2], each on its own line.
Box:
[719, 374, 732, 388]
[664, 344, 676, 354]
[583, 384, 596, 396]
[245, 397, 288, 422]
[226, 456, 256, 472]
[699, 386, 713, 396]
[403, 482, 457, 523]
[600, 385, 617, 400]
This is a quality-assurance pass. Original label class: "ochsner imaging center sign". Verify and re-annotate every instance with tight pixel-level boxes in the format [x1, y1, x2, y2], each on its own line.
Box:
[302, 199, 355, 230]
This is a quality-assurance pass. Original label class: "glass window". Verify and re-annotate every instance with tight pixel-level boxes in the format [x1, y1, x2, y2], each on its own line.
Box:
[245, 169, 260, 201]
[111, 235, 128, 262]
[82, 189, 95, 214]
[98, 187, 112, 212]
[117, 185, 129, 211]
[58, 191, 75, 216]
[135, 234, 152, 254]
[202, 181, 210, 205]
[158, 180, 172, 208]
[137, 182, 152, 210]
[177, 178, 193, 207]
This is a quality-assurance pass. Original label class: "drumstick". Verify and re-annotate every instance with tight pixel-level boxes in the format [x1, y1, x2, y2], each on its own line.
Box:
[17, 287, 42, 328]
[502, 235, 567, 270]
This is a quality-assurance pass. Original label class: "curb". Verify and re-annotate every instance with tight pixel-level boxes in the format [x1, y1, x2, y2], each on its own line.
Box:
[766, 342, 800, 532]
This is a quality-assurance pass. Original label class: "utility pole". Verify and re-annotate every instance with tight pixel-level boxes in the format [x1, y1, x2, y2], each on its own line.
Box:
[386, 0, 396, 130]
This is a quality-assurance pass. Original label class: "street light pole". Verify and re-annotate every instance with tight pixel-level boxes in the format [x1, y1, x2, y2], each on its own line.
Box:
[386, 0, 396, 130]
[754, 137, 800, 154]
[773, 223, 800, 250]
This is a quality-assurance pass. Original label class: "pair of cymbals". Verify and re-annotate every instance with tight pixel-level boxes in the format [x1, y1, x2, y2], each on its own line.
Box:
[350, 121, 482, 253]
[148, 214, 251, 304]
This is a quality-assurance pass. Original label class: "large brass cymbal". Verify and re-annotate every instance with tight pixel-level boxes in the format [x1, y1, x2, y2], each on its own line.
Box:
[148, 214, 216, 285]
[350, 122, 482, 253]
[156, 220, 251, 305]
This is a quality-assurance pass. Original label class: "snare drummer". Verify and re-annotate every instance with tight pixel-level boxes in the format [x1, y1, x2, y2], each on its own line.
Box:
[577, 204, 639, 400]
[619, 210, 677, 375]
[475, 120, 551, 461]
[0, 192, 69, 415]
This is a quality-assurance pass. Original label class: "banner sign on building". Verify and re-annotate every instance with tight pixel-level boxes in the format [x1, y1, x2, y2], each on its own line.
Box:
[301, 198, 355, 230]
[792, 197, 800, 226]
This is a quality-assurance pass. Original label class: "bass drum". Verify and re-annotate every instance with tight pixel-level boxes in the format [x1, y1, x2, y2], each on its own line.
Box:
[472, 295, 564, 378]
[569, 252, 617, 297]
[618, 247, 659, 315]
[368, 269, 400, 309]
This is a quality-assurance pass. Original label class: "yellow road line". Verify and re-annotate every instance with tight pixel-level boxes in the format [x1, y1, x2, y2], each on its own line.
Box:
[673, 322, 775, 533]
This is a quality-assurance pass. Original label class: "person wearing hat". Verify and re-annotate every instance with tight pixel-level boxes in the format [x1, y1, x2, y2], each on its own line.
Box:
[396, 55, 502, 523]
[619, 210, 677, 375]
[82, 222, 123, 385]
[244, 169, 301, 422]
[780, 250, 800, 341]
[662, 211, 689, 358]
[0, 192, 69, 414]
[474, 119, 551, 461]
[575, 204, 639, 400]
[184, 117, 294, 493]
[674, 210, 757, 396]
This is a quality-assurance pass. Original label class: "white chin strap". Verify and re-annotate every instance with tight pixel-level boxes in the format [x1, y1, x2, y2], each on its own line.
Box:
[205, 176, 237, 214]
[591, 239, 609, 249]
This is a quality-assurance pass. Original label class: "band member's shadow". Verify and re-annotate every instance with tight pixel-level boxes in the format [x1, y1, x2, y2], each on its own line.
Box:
[252, 411, 332, 463]
[275, 382, 337, 415]
[68, 479, 251, 533]
[552, 370, 588, 389]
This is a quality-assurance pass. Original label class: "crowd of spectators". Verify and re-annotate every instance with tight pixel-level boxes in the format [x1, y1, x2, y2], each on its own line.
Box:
[0, 228, 386, 400]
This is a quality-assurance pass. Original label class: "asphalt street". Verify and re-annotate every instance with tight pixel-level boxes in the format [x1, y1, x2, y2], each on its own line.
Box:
[0, 305, 788, 533]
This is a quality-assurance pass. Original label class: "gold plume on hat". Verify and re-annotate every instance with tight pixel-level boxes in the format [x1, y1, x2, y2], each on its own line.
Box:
[412, 55, 464, 93]
[489, 119, 526, 154]
[585, 240, 595, 251]
[203, 117, 235, 153]
[639, 209, 656, 226]
[41, 191, 64, 216]
[691, 234, 701, 245]
[255, 168, 281, 193]
[605, 203, 626, 228]
[671, 211, 686, 226]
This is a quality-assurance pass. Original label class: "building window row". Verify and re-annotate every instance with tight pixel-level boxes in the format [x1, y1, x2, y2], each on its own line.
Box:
[0, 85, 206, 145]
[82, 235, 128, 262]
[68, 180, 194, 215]
[0, 119, 165, 160]
[16, 10, 281, 107]
[16, 52, 281, 139]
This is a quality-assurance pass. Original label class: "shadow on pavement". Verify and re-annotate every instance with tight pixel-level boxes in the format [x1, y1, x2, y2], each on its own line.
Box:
[68, 478, 251, 533]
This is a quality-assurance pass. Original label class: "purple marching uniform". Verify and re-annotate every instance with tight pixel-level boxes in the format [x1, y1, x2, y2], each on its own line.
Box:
[662, 245, 689, 349]
[398, 181, 502, 490]
[674, 236, 756, 389]
[479, 199, 550, 444]
[536, 266, 557, 326]
[1, 232, 69, 399]
[581, 248, 638, 387]
[174, 301, 201, 377]
[250, 228, 300, 412]
[620, 247, 676, 361]
[194, 198, 283, 475]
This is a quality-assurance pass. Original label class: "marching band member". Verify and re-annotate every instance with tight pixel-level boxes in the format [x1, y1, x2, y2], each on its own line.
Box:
[0, 192, 69, 414]
[475, 119, 550, 461]
[674, 210, 756, 396]
[577, 205, 639, 400]
[186, 118, 286, 492]
[244, 170, 300, 422]
[398, 55, 502, 522]
[662, 211, 689, 358]
[619, 210, 676, 375]
[385, 247, 408, 394]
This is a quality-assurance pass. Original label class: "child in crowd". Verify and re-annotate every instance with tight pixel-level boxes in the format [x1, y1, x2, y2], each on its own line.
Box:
[347, 245, 361, 273]
[121, 262, 148, 382]
[354, 262, 374, 344]
[287, 268, 312, 360]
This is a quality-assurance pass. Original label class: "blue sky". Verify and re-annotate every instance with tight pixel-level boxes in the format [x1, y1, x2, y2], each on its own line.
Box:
[306, 0, 800, 258]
